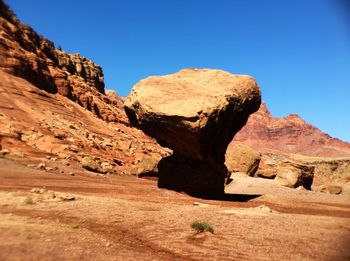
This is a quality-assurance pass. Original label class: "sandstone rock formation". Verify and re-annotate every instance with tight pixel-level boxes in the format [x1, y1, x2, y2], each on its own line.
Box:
[125, 69, 261, 197]
[229, 101, 350, 189]
[0, 1, 169, 176]
[225, 143, 261, 176]
[0, 1, 127, 124]
[232, 102, 350, 157]
[275, 161, 314, 189]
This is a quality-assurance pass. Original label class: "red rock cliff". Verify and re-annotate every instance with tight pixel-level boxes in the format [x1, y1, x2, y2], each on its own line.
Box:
[232, 102, 350, 157]
[0, 0, 126, 124]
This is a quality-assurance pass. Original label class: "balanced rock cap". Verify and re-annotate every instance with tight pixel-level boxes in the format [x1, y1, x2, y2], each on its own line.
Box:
[124, 68, 261, 161]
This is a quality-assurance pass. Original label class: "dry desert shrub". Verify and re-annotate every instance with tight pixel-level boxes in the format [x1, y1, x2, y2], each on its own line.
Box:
[190, 221, 214, 233]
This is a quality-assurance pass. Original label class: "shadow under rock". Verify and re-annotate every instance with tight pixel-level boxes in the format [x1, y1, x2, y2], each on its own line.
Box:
[138, 172, 262, 202]
[222, 193, 262, 202]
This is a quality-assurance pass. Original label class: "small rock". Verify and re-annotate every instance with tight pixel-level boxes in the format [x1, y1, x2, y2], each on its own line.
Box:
[59, 194, 75, 201]
[69, 124, 78, 130]
[317, 184, 342, 195]
[54, 131, 67, 140]
[31, 188, 41, 193]
[0, 148, 9, 156]
[39, 188, 48, 194]
[100, 162, 113, 172]
[10, 150, 25, 157]
[81, 156, 107, 174]
[130, 155, 159, 176]
[37, 162, 46, 170]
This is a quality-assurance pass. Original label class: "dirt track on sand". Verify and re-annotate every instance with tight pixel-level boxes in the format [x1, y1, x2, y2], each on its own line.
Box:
[0, 158, 349, 261]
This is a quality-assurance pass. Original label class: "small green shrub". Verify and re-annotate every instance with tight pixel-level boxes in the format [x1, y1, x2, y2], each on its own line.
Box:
[190, 221, 214, 233]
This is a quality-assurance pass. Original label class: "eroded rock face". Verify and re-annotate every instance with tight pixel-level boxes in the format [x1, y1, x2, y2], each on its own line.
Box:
[125, 69, 261, 197]
[0, 1, 127, 124]
[0, 1, 169, 177]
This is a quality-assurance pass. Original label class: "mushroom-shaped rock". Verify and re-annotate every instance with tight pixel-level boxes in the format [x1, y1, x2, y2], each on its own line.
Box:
[124, 69, 261, 198]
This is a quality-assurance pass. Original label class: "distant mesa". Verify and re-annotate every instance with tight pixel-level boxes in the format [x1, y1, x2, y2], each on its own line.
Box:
[230, 101, 350, 157]
[124, 68, 261, 198]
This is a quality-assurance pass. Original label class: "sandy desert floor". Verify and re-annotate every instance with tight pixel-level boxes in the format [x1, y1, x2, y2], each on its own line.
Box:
[0, 157, 349, 261]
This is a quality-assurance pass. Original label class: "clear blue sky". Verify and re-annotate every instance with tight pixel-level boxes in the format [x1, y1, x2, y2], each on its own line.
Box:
[6, 0, 350, 142]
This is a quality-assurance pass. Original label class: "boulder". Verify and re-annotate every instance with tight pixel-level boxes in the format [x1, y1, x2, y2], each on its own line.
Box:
[275, 161, 314, 190]
[81, 156, 107, 174]
[124, 68, 261, 197]
[255, 155, 279, 179]
[225, 144, 261, 176]
[316, 184, 342, 195]
[130, 154, 159, 176]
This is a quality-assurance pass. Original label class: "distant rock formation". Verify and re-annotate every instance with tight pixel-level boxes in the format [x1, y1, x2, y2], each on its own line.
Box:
[231, 102, 350, 157]
[125, 68, 261, 197]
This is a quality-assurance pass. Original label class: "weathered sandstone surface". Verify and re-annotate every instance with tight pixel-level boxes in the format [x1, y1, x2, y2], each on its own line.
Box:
[0, 1, 169, 176]
[125, 69, 261, 197]
[0, 1, 126, 124]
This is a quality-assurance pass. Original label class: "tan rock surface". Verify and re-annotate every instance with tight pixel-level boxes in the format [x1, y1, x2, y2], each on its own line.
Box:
[275, 161, 314, 189]
[125, 69, 261, 197]
[225, 143, 261, 176]
[125, 68, 261, 161]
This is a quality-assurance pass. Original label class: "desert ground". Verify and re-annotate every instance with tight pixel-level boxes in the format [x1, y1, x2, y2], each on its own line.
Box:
[0, 157, 349, 261]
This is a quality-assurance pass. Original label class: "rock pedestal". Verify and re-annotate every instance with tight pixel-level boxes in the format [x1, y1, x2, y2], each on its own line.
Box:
[124, 69, 261, 198]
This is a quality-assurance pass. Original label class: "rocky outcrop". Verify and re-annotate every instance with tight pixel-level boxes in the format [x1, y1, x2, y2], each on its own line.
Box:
[0, 1, 57, 93]
[225, 143, 261, 176]
[105, 90, 124, 109]
[0, 0, 127, 124]
[125, 68, 261, 198]
[275, 161, 314, 189]
[0, 1, 169, 176]
[54, 49, 105, 94]
[311, 158, 350, 181]
[232, 102, 350, 157]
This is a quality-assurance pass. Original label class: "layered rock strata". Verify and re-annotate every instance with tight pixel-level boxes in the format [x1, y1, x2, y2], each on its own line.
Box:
[0, 1, 126, 124]
[232, 102, 350, 157]
[125, 68, 261, 197]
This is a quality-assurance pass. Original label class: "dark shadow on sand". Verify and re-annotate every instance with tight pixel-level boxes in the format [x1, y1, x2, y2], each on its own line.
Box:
[138, 173, 262, 202]
[222, 193, 261, 202]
